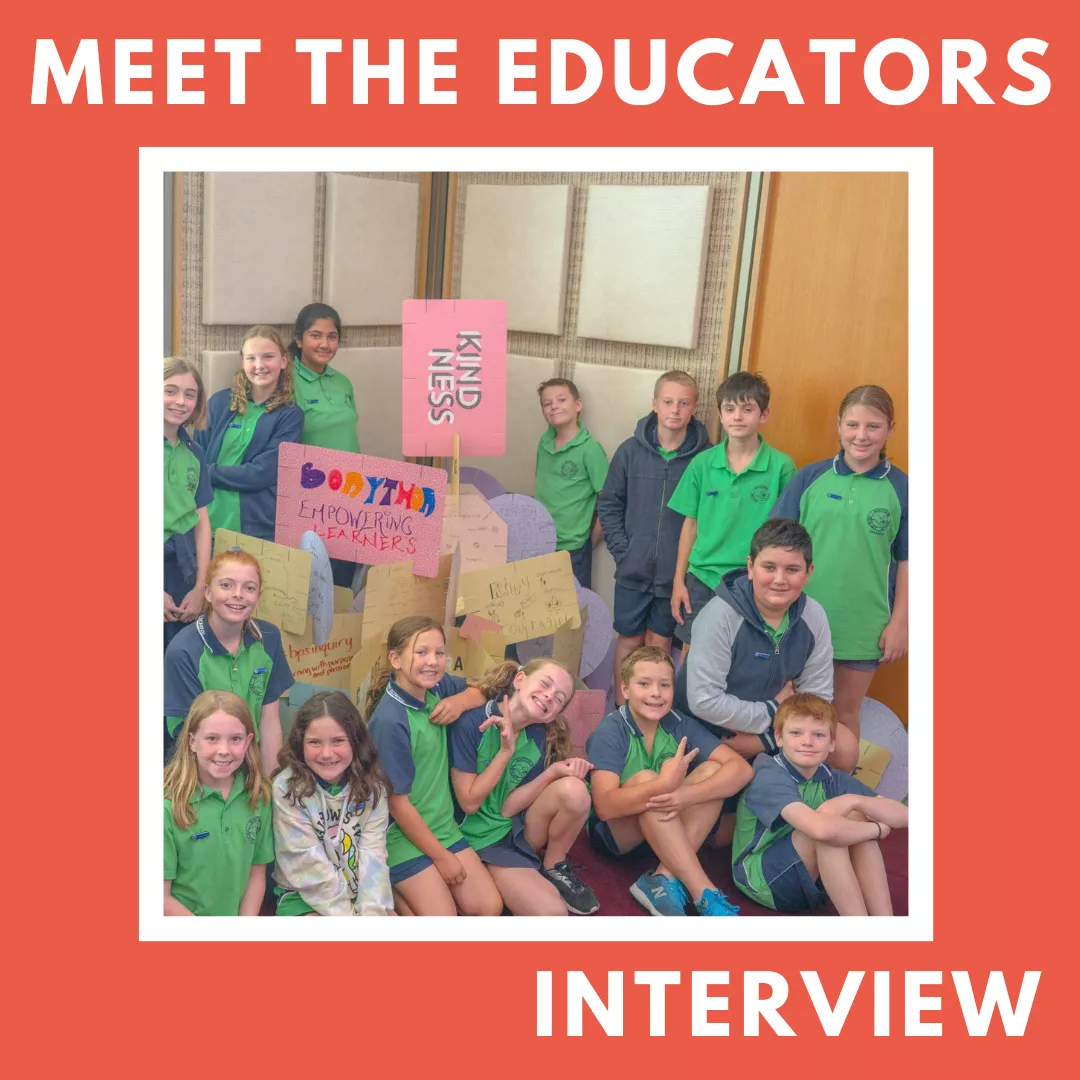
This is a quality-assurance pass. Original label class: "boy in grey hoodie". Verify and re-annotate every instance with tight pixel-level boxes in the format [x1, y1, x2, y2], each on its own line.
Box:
[598, 372, 711, 704]
[673, 519, 859, 771]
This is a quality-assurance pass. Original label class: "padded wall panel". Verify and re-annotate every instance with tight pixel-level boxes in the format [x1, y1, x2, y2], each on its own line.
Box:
[202, 173, 316, 325]
[331, 347, 403, 463]
[576, 185, 712, 349]
[324, 174, 420, 326]
[200, 350, 240, 401]
[460, 353, 557, 496]
[459, 184, 572, 335]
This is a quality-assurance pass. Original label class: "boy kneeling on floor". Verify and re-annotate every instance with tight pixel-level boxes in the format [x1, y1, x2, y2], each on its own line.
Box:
[586, 646, 752, 916]
[732, 693, 908, 915]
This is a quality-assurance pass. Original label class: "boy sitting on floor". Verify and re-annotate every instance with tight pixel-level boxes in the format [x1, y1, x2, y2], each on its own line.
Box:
[732, 693, 908, 915]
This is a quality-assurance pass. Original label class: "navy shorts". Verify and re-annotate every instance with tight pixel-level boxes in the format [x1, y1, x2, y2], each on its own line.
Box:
[836, 658, 880, 672]
[760, 832, 828, 912]
[672, 572, 715, 645]
[389, 836, 471, 886]
[613, 584, 677, 639]
[566, 542, 593, 590]
[475, 816, 542, 870]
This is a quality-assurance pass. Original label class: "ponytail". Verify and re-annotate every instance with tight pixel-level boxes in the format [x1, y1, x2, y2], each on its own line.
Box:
[476, 660, 520, 701]
[363, 656, 393, 722]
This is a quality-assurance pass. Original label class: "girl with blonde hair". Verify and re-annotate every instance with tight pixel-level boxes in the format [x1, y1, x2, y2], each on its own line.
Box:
[164, 690, 273, 916]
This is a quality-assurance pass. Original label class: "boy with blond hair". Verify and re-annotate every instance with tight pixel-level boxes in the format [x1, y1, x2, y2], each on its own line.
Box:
[598, 370, 711, 702]
[534, 378, 608, 590]
[732, 693, 908, 915]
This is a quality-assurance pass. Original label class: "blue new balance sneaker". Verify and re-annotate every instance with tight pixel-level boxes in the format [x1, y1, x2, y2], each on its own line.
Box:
[696, 888, 741, 916]
[630, 872, 691, 916]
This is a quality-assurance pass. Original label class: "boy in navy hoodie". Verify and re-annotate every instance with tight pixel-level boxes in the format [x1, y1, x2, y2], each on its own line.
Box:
[673, 518, 859, 771]
[599, 372, 711, 704]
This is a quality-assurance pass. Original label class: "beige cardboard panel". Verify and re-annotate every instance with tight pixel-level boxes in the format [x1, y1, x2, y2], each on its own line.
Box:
[852, 739, 892, 791]
[440, 487, 509, 573]
[281, 614, 364, 691]
[212, 529, 312, 636]
[445, 626, 507, 681]
[202, 173, 316, 325]
[457, 551, 580, 645]
[324, 174, 420, 326]
[361, 555, 453, 646]
[552, 605, 588, 677]
[590, 542, 617, 621]
[333, 586, 355, 613]
[576, 185, 712, 349]
[460, 353, 557, 495]
[332, 347, 403, 463]
[460, 184, 572, 335]
[348, 635, 389, 712]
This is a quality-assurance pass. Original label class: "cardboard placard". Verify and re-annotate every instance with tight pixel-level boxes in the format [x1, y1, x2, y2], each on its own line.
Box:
[360, 554, 453, 646]
[852, 739, 893, 791]
[281, 614, 364, 691]
[333, 586, 355, 613]
[275, 443, 447, 577]
[212, 528, 312, 635]
[444, 625, 507, 681]
[401, 298, 507, 457]
[440, 485, 509, 574]
[456, 550, 580, 645]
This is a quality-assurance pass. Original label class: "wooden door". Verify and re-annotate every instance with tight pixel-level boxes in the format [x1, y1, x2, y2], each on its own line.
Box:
[746, 172, 909, 723]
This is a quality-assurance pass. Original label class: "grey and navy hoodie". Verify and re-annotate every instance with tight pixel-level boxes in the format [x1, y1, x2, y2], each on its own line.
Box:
[598, 413, 711, 597]
[674, 567, 833, 748]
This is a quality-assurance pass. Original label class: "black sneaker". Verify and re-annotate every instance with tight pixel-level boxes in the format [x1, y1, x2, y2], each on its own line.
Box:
[541, 860, 600, 915]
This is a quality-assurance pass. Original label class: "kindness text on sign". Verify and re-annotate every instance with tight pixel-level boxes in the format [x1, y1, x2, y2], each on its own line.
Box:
[402, 298, 507, 457]
[275, 443, 446, 577]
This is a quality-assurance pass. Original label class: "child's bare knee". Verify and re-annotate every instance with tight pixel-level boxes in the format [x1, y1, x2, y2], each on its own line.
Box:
[625, 769, 658, 786]
[551, 775, 591, 813]
[683, 759, 721, 785]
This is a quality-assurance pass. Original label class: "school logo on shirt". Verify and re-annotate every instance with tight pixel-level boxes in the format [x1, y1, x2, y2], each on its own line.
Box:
[867, 508, 892, 535]
[245, 816, 262, 844]
[185, 466, 198, 493]
[248, 668, 269, 699]
[750, 484, 770, 504]
[507, 754, 534, 786]
[560, 461, 579, 480]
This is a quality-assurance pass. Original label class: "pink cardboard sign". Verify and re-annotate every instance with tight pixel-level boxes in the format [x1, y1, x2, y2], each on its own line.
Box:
[401, 299, 507, 457]
[275, 443, 447, 578]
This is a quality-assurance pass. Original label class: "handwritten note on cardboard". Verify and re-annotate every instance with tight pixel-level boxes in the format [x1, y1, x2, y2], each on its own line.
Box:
[281, 614, 364, 691]
[213, 529, 312, 636]
[361, 555, 452, 646]
[456, 550, 580, 645]
[275, 443, 446, 577]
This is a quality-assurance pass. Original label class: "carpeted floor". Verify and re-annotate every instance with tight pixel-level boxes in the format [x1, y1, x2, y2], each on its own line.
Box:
[567, 828, 908, 917]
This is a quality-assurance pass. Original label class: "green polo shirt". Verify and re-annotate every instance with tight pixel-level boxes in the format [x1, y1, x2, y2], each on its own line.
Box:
[667, 437, 795, 589]
[770, 457, 908, 659]
[534, 425, 609, 549]
[163, 434, 204, 544]
[208, 402, 266, 534]
[293, 360, 360, 453]
[368, 679, 468, 869]
[762, 611, 790, 646]
[164, 772, 273, 916]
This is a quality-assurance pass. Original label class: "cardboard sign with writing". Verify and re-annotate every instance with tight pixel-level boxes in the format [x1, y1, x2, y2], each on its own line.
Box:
[361, 554, 453, 646]
[440, 486, 509, 574]
[444, 625, 507, 681]
[402, 298, 507, 457]
[456, 550, 580, 645]
[275, 443, 446, 577]
[281, 614, 364, 691]
[213, 528, 312, 635]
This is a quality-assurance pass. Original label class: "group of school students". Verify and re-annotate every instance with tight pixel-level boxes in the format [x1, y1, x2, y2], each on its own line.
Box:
[162, 303, 909, 917]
